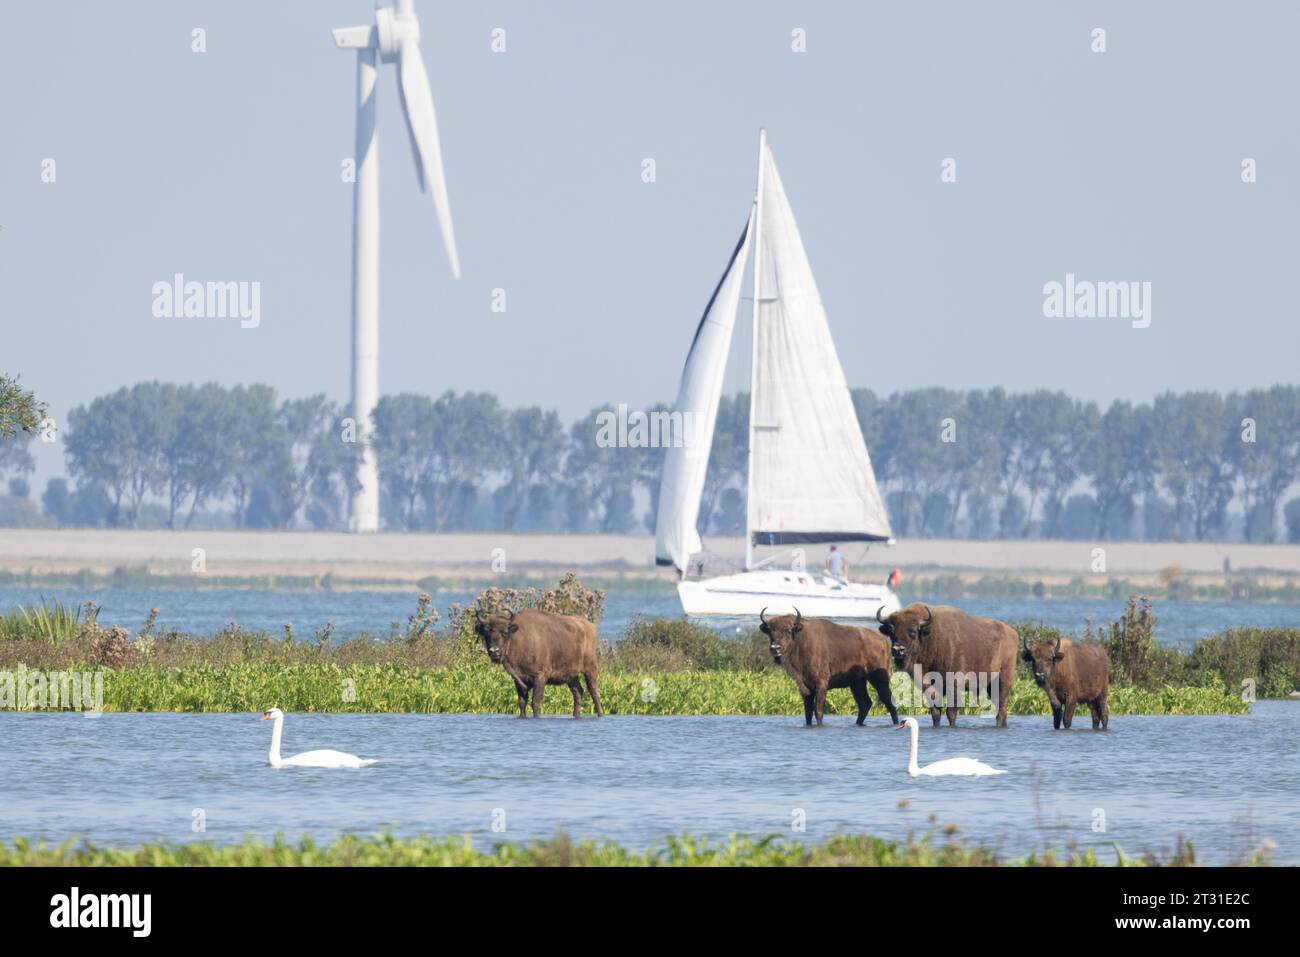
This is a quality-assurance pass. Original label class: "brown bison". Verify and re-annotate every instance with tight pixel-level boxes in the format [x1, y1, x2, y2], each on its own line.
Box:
[877, 603, 1017, 728]
[1022, 636, 1110, 729]
[476, 608, 603, 718]
[759, 607, 899, 727]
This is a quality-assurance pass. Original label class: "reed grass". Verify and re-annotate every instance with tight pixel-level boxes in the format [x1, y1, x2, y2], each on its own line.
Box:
[0, 597, 96, 645]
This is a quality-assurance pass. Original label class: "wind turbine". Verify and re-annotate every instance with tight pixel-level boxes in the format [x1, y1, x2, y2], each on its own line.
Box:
[334, 0, 460, 533]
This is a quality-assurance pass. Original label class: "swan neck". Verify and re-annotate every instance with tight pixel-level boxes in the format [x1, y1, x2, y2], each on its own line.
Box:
[268, 714, 284, 766]
[908, 720, 920, 775]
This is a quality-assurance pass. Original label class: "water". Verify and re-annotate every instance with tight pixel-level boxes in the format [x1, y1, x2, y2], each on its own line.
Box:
[2, 586, 1297, 646]
[2, 703, 1296, 863]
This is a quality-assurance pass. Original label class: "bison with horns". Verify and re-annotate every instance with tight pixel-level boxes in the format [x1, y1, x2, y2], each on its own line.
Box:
[877, 602, 1017, 728]
[476, 607, 603, 718]
[760, 607, 899, 727]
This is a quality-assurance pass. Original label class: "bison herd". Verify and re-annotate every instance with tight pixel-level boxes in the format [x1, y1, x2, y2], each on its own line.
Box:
[475, 602, 1110, 730]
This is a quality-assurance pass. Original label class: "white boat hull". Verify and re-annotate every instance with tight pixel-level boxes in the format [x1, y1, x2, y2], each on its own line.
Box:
[677, 570, 900, 620]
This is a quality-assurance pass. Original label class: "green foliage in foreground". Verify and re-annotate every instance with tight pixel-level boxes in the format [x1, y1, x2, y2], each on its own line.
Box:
[1, 831, 1258, 867]
[75, 663, 1246, 715]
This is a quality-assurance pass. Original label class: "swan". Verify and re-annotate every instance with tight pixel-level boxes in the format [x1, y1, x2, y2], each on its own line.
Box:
[898, 716, 1005, 777]
[259, 708, 377, 768]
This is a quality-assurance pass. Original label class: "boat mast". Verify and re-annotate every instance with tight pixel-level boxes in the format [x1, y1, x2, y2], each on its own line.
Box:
[745, 128, 766, 573]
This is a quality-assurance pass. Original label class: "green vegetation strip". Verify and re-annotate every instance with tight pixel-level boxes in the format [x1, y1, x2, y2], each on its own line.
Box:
[0, 832, 1253, 867]
[59, 664, 1246, 715]
[1, 588, 1285, 714]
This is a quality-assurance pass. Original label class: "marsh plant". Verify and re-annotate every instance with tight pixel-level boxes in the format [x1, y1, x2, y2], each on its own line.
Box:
[0, 830, 1271, 868]
[0, 597, 98, 644]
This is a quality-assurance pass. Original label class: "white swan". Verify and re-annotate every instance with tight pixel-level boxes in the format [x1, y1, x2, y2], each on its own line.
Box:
[898, 716, 1005, 777]
[260, 708, 377, 768]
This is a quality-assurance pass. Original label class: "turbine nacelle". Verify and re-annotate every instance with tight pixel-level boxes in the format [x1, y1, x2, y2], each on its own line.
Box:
[331, 24, 374, 50]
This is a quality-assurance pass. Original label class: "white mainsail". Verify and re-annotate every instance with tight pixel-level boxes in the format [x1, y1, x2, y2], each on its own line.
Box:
[654, 210, 754, 572]
[746, 138, 892, 549]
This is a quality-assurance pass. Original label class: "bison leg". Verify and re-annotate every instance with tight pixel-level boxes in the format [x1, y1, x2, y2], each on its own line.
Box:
[867, 670, 899, 725]
[945, 705, 958, 727]
[584, 671, 603, 717]
[1051, 703, 1062, 729]
[1099, 691, 1109, 729]
[929, 705, 942, 728]
[531, 679, 545, 718]
[568, 679, 583, 718]
[1062, 700, 1077, 729]
[802, 693, 815, 726]
[996, 665, 1013, 728]
[813, 684, 828, 726]
[849, 678, 872, 726]
[513, 679, 529, 719]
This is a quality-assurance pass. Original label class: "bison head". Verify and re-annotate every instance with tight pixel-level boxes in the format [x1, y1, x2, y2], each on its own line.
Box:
[877, 602, 933, 667]
[475, 609, 519, 665]
[758, 606, 803, 664]
[1021, 635, 1064, 686]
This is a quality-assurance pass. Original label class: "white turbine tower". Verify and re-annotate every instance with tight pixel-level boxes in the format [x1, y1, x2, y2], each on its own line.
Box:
[334, 0, 459, 533]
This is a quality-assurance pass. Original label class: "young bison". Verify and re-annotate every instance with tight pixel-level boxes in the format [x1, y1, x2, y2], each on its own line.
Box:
[1021, 636, 1110, 730]
[760, 607, 899, 727]
[476, 608, 603, 718]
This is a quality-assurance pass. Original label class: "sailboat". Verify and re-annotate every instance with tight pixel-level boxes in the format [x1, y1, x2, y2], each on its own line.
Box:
[654, 130, 901, 619]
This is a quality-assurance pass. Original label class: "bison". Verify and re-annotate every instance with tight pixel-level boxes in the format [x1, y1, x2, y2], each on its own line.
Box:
[476, 608, 603, 718]
[1021, 636, 1110, 729]
[759, 607, 899, 727]
[877, 603, 1017, 728]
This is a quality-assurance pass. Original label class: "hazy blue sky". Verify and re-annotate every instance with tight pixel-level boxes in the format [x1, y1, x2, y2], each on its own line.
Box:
[4, 1, 1298, 484]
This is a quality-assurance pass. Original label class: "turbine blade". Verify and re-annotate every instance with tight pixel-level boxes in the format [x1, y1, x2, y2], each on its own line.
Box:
[397, 36, 460, 279]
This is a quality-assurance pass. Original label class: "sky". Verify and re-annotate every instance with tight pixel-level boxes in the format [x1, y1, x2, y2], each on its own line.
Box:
[3, 1, 1298, 487]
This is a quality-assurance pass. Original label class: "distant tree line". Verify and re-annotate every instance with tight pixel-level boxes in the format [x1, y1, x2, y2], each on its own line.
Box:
[0, 381, 1297, 543]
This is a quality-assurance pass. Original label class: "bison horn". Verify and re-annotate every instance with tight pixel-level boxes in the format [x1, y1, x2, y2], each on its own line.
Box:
[876, 604, 889, 624]
[759, 606, 769, 627]
[507, 608, 516, 621]
[793, 607, 802, 628]
[921, 604, 932, 625]
[1053, 635, 1061, 653]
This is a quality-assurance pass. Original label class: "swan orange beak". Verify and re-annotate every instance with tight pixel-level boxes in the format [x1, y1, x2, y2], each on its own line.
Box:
[259, 713, 271, 720]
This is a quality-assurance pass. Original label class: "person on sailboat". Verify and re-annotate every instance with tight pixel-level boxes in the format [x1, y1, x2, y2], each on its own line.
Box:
[825, 546, 848, 584]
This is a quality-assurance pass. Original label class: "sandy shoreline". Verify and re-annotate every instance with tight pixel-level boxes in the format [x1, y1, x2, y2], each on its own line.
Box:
[1, 529, 1298, 587]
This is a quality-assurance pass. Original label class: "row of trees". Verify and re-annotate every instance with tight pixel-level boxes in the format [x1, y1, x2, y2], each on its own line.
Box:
[1, 381, 1297, 542]
[8, 383, 357, 531]
[859, 387, 1298, 543]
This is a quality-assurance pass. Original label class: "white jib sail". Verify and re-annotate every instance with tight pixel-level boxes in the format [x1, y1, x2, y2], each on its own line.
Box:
[747, 142, 892, 546]
[655, 210, 755, 572]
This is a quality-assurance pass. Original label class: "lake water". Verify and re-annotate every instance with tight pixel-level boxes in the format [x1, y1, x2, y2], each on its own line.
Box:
[2, 703, 1296, 863]
[1, 586, 1298, 646]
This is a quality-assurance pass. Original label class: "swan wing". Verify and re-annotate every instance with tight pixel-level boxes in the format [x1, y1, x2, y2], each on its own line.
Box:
[919, 758, 1006, 777]
[281, 749, 376, 769]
